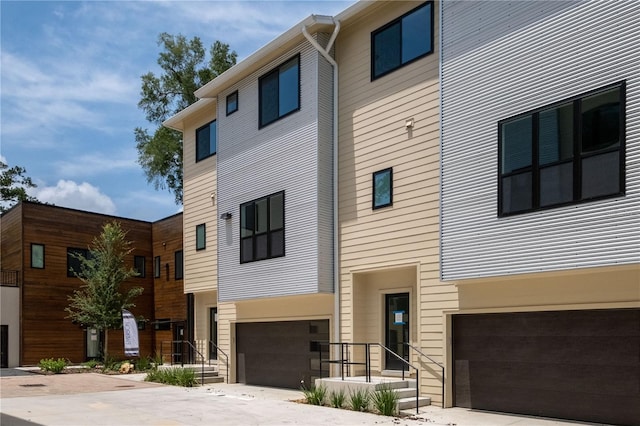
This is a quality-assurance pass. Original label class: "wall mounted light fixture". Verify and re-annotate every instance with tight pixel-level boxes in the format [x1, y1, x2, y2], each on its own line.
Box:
[405, 118, 415, 129]
[220, 212, 232, 220]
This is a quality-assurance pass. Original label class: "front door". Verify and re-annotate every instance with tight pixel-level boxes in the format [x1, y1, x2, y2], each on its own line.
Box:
[209, 308, 218, 360]
[173, 324, 185, 364]
[1, 325, 8, 368]
[86, 328, 101, 360]
[385, 293, 409, 370]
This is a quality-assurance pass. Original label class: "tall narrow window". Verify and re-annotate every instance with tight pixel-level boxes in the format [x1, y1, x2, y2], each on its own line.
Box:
[196, 120, 217, 161]
[372, 2, 434, 80]
[196, 223, 206, 250]
[259, 55, 300, 128]
[134, 255, 145, 278]
[175, 250, 184, 279]
[154, 256, 161, 278]
[31, 244, 44, 269]
[373, 168, 393, 209]
[240, 191, 285, 263]
[498, 82, 624, 216]
[226, 91, 238, 115]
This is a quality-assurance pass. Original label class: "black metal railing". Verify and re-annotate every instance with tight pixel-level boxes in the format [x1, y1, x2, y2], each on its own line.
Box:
[1, 270, 20, 287]
[318, 341, 420, 414]
[160, 340, 205, 385]
[405, 343, 445, 408]
[209, 340, 229, 383]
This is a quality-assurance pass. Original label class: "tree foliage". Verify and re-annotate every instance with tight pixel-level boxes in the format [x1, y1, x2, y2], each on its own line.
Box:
[65, 221, 143, 361]
[0, 161, 39, 213]
[135, 33, 237, 204]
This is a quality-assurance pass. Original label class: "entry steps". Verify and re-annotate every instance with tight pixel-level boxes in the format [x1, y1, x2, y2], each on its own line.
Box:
[159, 363, 224, 385]
[315, 375, 431, 411]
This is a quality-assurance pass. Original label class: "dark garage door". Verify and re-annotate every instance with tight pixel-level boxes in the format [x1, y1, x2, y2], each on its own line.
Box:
[453, 308, 640, 425]
[236, 320, 329, 389]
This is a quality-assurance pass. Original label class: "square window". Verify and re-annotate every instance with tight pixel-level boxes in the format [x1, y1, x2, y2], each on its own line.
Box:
[498, 82, 624, 216]
[240, 191, 285, 263]
[154, 256, 161, 278]
[373, 168, 393, 209]
[196, 120, 217, 162]
[175, 250, 183, 279]
[372, 2, 434, 80]
[259, 56, 300, 128]
[196, 223, 206, 250]
[226, 91, 238, 115]
[31, 243, 44, 269]
[134, 255, 145, 278]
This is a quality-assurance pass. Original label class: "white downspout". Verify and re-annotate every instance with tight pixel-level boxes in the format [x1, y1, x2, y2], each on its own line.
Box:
[302, 20, 341, 376]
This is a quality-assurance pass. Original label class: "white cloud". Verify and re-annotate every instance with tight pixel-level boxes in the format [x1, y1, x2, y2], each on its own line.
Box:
[33, 180, 116, 215]
[54, 149, 138, 178]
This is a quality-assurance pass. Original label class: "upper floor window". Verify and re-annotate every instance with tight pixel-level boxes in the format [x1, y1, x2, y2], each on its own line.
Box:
[371, 1, 434, 80]
[196, 120, 216, 162]
[31, 243, 44, 269]
[227, 91, 238, 116]
[134, 255, 145, 278]
[259, 55, 300, 128]
[240, 191, 285, 263]
[373, 168, 393, 209]
[67, 247, 89, 277]
[154, 256, 161, 278]
[196, 223, 206, 250]
[499, 82, 625, 216]
[175, 250, 184, 279]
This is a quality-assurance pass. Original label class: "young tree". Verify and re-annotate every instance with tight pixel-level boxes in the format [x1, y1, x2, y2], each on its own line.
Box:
[0, 161, 39, 213]
[136, 33, 237, 204]
[65, 221, 143, 362]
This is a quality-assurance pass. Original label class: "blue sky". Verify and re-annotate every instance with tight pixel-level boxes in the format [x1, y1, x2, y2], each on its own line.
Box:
[1, 0, 353, 222]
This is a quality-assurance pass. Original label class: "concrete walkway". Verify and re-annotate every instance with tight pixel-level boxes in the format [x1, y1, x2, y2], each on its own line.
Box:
[0, 371, 601, 426]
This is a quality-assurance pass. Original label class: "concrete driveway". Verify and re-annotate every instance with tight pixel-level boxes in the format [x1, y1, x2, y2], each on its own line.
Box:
[0, 372, 597, 426]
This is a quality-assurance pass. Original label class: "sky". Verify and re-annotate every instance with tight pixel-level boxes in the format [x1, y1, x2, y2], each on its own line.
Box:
[1, 0, 354, 222]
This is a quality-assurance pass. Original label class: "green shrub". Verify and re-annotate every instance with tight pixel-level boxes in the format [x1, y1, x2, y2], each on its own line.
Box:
[135, 356, 152, 371]
[301, 384, 327, 406]
[82, 359, 100, 369]
[38, 358, 67, 374]
[145, 367, 197, 387]
[329, 389, 346, 408]
[348, 388, 370, 412]
[372, 385, 399, 416]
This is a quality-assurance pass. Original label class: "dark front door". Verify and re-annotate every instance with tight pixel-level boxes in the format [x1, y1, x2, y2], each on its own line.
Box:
[385, 293, 409, 370]
[209, 308, 218, 360]
[1, 325, 8, 368]
[173, 324, 185, 364]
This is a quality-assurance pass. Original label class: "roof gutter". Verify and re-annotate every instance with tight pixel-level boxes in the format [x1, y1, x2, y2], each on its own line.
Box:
[302, 18, 341, 372]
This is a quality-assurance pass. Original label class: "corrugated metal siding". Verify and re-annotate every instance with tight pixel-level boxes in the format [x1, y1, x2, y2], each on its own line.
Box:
[217, 38, 333, 302]
[440, 0, 640, 281]
[183, 107, 218, 294]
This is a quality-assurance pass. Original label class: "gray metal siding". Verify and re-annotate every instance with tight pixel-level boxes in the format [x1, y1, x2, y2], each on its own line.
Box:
[440, 0, 640, 280]
[217, 38, 333, 301]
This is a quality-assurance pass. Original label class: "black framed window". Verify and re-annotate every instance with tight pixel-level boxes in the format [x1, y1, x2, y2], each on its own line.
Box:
[371, 2, 434, 80]
[259, 55, 300, 128]
[31, 243, 44, 269]
[154, 256, 161, 278]
[196, 223, 206, 250]
[196, 120, 217, 162]
[67, 247, 89, 277]
[175, 250, 183, 279]
[373, 168, 393, 209]
[240, 191, 285, 263]
[499, 82, 625, 216]
[134, 255, 145, 278]
[226, 91, 238, 115]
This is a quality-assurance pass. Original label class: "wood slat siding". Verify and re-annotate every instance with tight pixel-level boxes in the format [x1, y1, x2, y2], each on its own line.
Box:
[183, 104, 218, 294]
[440, 0, 640, 280]
[217, 35, 333, 302]
[15, 203, 154, 364]
[151, 213, 186, 356]
[0, 204, 23, 273]
[336, 1, 453, 405]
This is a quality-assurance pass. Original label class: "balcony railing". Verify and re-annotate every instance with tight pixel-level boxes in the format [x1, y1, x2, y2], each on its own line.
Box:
[1, 270, 20, 287]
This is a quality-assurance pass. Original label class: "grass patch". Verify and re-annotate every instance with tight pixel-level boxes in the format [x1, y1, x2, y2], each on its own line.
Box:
[145, 367, 197, 387]
[372, 385, 399, 416]
[38, 358, 67, 374]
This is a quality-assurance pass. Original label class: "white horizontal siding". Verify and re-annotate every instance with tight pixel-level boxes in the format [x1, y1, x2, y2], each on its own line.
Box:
[217, 37, 333, 301]
[440, 0, 640, 280]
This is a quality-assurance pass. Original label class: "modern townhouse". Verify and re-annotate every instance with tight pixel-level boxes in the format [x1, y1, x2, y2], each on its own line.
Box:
[0, 202, 185, 367]
[439, 1, 640, 425]
[165, 0, 446, 408]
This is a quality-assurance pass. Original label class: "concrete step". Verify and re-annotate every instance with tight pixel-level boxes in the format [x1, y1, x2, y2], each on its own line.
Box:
[397, 395, 431, 410]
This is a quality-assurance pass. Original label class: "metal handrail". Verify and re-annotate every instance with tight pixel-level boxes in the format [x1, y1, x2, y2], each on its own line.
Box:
[369, 343, 420, 415]
[182, 340, 205, 386]
[160, 340, 205, 385]
[208, 340, 229, 383]
[0, 270, 20, 287]
[405, 343, 445, 408]
[318, 342, 370, 382]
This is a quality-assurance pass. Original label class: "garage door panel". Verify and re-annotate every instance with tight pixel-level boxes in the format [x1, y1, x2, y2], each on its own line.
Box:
[453, 309, 640, 425]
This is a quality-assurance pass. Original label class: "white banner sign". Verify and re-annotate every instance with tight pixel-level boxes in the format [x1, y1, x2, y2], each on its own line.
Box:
[122, 309, 139, 357]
